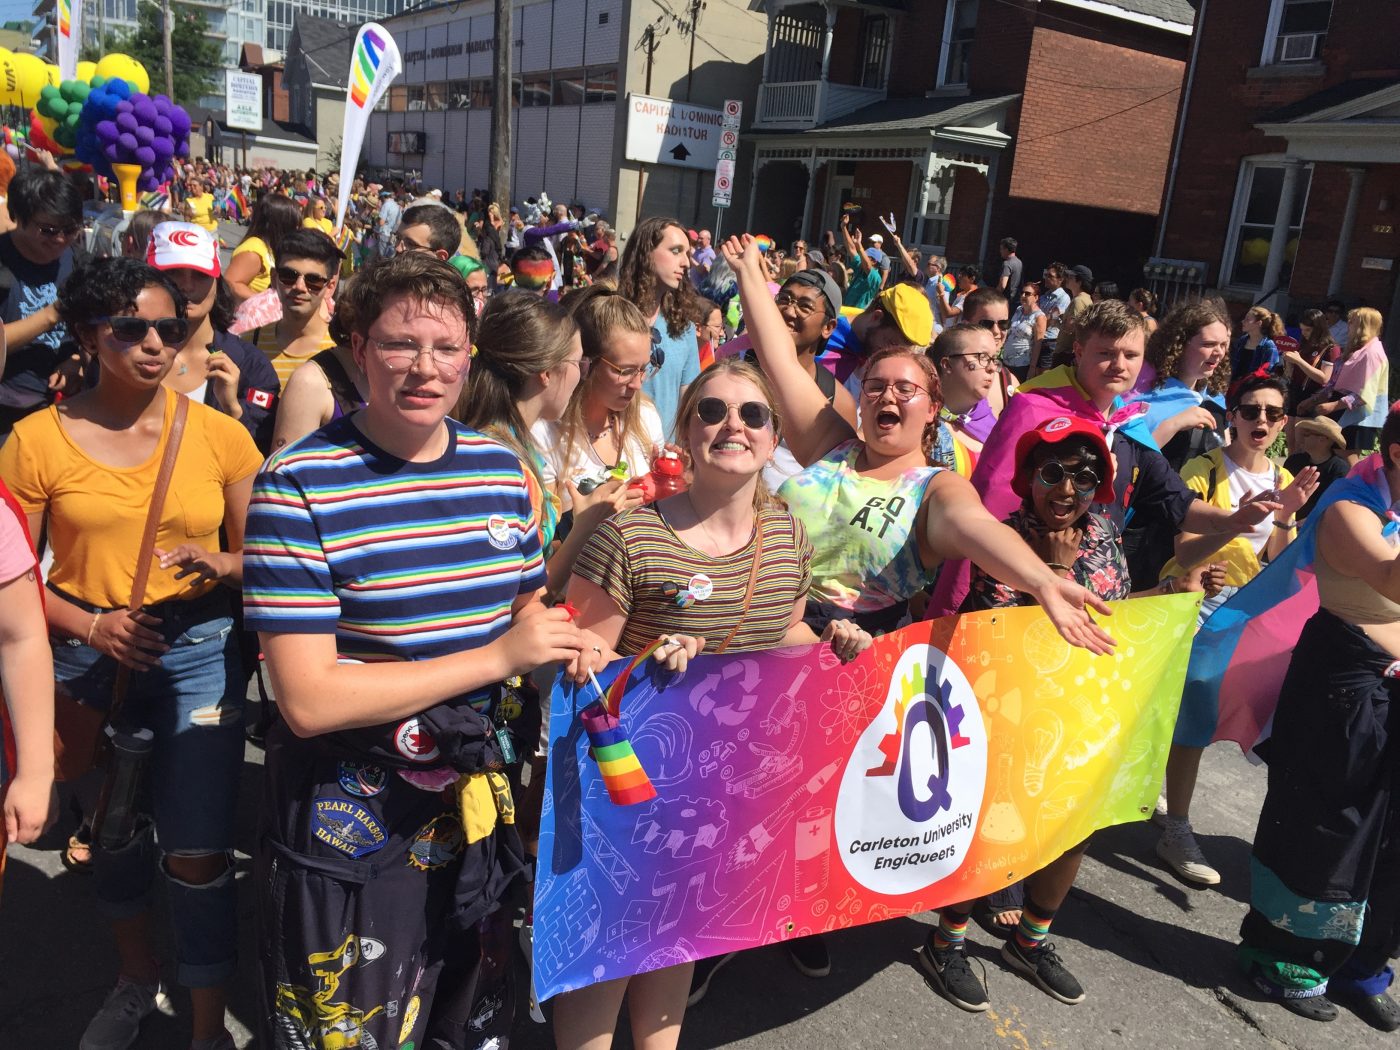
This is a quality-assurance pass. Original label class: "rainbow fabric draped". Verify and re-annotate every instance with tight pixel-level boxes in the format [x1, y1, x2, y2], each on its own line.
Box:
[580, 638, 666, 805]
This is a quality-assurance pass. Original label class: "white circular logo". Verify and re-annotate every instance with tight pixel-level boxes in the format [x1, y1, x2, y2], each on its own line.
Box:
[1044, 416, 1072, 433]
[687, 573, 713, 601]
[834, 643, 987, 894]
[486, 514, 515, 550]
[394, 717, 441, 764]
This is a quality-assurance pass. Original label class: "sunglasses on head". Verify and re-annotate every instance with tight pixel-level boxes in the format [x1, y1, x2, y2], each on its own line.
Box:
[1234, 403, 1285, 423]
[975, 318, 1012, 332]
[695, 396, 772, 429]
[101, 315, 190, 344]
[1035, 459, 1100, 495]
[275, 265, 332, 293]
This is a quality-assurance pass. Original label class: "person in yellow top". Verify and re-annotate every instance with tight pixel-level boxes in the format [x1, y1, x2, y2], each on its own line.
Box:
[181, 176, 218, 235]
[300, 196, 335, 238]
[0, 255, 262, 1050]
[226, 194, 303, 301]
[1154, 372, 1320, 887]
[254, 228, 341, 390]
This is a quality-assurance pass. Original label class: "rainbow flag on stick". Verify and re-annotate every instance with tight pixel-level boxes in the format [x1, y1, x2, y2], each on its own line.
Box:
[335, 23, 401, 235]
[225, 185, 249, 221]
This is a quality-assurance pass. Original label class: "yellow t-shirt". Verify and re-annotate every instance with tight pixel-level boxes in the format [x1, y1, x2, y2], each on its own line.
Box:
[186, 192, 218, 233]
[256, 324, 338, 389]
[0, 389, 263, 608]
[302, 216, 335, 238]
[231, 234, 274, 294]
[1159, 447, 1295, 588]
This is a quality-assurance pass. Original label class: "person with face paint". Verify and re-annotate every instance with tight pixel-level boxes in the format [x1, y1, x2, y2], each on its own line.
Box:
[244, 253, 589, 1050]
[960, 286, 1016, 416]
[927, 324, 999, 477]
[0, 257, 263, 1050]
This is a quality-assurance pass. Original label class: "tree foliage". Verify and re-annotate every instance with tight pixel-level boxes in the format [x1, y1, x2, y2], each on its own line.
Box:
[80, 1, 222, 106]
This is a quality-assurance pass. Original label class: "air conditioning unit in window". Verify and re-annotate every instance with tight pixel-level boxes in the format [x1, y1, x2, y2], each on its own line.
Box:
[1277, 32, 1322, 62]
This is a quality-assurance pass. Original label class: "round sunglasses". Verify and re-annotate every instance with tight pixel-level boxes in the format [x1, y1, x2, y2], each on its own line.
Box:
[101, 315, 190, 345]
[1034, 459, 1100, 495]
[695, 396, 772, 429]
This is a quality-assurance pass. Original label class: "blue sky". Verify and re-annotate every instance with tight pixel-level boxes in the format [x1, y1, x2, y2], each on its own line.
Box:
[0, 3, 37, 28]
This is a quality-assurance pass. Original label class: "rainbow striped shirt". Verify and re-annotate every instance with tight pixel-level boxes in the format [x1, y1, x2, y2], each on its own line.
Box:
[243, 417, 545, 709]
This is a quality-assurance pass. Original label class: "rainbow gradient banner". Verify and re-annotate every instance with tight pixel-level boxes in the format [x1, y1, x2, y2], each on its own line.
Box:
[55, 0, 80, 82]
[335, 23, 401, 234]
[535, 595, 1197, 999]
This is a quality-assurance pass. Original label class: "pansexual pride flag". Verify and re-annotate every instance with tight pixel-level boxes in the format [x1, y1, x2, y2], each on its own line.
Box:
[335, 23, 401, 234]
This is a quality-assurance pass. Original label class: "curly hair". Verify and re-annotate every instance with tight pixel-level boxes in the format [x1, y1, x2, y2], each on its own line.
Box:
[58, 256, 186, 335]
[1146, 300, 1230, 395]
[616, 216, 700, 338]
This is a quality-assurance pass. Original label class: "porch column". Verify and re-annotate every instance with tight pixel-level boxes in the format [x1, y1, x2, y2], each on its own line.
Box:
[1327, 166, 1367, 297]
[799, 149, 818, 241]
[977, 155, 999, 267]
[1259, 158, 1304, 302]
[819, 3, 837, 82]
[759, 6, 776, 84]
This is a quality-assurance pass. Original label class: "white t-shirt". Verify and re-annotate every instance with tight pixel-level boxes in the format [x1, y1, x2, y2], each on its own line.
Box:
[531, 400, 665, 512]
[1224, 456, 1278, 555]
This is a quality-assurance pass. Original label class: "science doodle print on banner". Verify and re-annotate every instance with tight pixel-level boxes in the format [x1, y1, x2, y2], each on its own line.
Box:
[535, 595, 1198, 999]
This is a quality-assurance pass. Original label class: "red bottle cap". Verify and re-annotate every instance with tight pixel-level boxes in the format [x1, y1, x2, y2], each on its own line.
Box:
[559, 602, 580, 621]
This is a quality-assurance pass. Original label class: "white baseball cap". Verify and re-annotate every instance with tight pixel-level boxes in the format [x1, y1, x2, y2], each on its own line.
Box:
[869, 234, 884, 244]
[146, 221, 220, 277]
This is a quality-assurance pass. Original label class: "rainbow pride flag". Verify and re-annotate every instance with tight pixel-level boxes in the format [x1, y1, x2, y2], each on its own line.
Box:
[225, 185, 249, 221]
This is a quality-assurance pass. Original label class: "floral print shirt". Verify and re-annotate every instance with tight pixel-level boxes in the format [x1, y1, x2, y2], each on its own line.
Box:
[965, 508, 1131, 610]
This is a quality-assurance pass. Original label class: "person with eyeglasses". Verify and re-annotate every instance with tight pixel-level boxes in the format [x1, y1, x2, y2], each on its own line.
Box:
[1031, 263, 1071, 380]
[0, 168, 87, 436]
[534, 286, 666, 520]
[556, 356, 873, 1045]
[244, 252, 586, 1050]
[1005, 282, 1047, 382]
[393, 202, 464, 262]
[254, 229, 342, 392]
[960, 286, 1017, 416]
[0, 256, 263, 1050]
[925, 324, 1000, 477]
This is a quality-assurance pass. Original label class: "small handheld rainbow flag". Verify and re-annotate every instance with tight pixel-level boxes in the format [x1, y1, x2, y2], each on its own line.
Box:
[940, 273, 956, 296]
[753, 234, 774, 253]
[227, 185, 250, 221]
[579, 635, 668, 806]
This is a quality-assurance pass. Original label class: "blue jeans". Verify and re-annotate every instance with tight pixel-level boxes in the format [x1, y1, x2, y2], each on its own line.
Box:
[52, 589, 245, 987]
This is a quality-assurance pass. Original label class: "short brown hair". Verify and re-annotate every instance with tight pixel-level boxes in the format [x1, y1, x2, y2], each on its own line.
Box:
[337, 252, 475, 346]
[1075, 299, 1149, 346]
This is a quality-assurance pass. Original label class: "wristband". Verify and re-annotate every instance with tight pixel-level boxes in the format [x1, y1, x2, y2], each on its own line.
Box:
[1272, 519, 1296, 529]
[1046, 562, 1074, 575]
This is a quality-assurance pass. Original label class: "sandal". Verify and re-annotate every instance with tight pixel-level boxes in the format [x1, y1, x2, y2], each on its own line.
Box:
[62, 825, 93, 872]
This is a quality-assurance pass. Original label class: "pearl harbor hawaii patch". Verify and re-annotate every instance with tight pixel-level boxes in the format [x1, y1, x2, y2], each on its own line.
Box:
[311, 797, 388, 857]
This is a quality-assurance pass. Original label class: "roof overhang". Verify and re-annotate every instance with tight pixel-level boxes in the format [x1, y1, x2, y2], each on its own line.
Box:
[1257, 81, 1400, 164]
[1047, 0, 1193, 35]
[747, 94, 1015, 156]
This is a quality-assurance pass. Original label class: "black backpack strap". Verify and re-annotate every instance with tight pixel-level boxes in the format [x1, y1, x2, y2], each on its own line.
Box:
[811, 359, 837, 404]
[311, 348, 360, 417]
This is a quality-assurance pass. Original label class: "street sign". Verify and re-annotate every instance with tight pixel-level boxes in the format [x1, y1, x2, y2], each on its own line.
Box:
[625, 94, 724, 171]
[225, 70, 262, 132]
[712, 98, 742, 209]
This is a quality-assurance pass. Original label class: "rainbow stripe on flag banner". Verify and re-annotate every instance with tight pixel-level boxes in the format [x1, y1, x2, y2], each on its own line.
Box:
[535, 595, 1198, 1000]
[55, 0, 80, 81]
[335, 23, 401, 234]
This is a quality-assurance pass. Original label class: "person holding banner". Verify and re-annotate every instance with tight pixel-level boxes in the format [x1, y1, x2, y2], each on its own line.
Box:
[243, 253, 588, 1050]
[1235, 406, 1400, 1029]
[554, 355, 875, 1050]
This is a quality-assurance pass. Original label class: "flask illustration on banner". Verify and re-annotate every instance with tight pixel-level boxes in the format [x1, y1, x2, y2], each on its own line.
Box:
[794, 806, 832, 898]
[979, 751, 1027, 845]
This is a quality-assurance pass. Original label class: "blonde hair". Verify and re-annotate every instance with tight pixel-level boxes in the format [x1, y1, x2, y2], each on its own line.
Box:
[557, 285, 657, 498]
[1349, 307, 1384, 351]
[673, 357, 784, 514]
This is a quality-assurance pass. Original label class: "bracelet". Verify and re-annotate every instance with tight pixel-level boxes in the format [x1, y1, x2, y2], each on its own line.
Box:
[85, 611, 100, 646]
[1046, 562, 1074, 575]
[1160, 577, 1178, 595]
[1272, 519, 1296, 529]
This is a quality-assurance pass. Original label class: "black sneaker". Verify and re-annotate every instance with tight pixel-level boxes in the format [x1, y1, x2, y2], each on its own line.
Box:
[787, 935, 831, 978]
[1001, 938, 1085, 1005]
[917, 942, 989, 1012]
[687, 952, 735, 1006]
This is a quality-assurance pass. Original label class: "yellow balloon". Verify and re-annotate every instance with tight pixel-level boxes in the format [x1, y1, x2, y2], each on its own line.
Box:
[94, 53, 150, 96]
[10, 52, 49, 108]
[0, 49, 16, 107]
[42, 63, 59, 89]
[76, 60, 97, 82]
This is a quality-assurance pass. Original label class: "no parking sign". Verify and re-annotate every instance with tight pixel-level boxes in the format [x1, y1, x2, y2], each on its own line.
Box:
[712, 99, 742, 208]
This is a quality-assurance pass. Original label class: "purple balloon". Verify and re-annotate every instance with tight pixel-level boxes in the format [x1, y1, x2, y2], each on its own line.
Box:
[154, 115, 171, 136]
[152, 137, 173, 160]
[134, 125, 153, 146]
[117, 132, 137, 152]
[96, 119, 119, 143]
[103, 142, 120, 162]
[132, 99, 156, 123]
[133, 145, 155, 167]
[168, 109, 191, 137]
[115, 112, 137, 133]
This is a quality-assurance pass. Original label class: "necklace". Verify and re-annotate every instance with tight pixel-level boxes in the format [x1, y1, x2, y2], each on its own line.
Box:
[687, 492, 751, 557]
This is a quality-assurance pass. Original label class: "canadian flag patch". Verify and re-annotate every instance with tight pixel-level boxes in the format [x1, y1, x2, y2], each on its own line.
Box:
[247, 389, 274, 409]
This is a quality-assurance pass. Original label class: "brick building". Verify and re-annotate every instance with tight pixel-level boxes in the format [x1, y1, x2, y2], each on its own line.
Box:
[745, 0, 1192, 289]
[1152, 0, 1400, 343]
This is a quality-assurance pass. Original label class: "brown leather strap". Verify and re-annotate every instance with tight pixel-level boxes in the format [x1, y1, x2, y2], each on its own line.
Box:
[109, 394, 189, 722]
[714, 516, 765, 655]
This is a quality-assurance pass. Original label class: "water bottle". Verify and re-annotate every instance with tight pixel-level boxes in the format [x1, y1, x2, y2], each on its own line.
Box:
[93, 724, 155, 851]
[650, 450, 687, 500]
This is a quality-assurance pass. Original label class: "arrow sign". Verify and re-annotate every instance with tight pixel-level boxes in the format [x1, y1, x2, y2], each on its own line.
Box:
[624, 94, 724, 171]
[669, 143, 691, 162]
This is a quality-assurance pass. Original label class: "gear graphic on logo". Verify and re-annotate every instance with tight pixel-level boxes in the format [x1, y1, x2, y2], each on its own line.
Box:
[631, 795, 728, 858]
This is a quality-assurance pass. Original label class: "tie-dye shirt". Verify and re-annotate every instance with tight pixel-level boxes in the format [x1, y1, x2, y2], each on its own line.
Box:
[778, 439, 940, 613]
[1331, 338, 1390, 429]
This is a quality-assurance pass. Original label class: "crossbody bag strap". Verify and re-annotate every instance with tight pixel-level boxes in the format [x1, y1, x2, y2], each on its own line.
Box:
[109, 394, 189, 723]
[714, 516, 765, 655]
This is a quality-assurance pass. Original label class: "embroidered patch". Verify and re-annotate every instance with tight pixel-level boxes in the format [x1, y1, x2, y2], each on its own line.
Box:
[357, 936, 386, 962]
[311, 797, 387, 858]
[337, 761, 387, 798]
[407, 813, 466, 870]
[486, 514, 515, 550]
[394, 717, 441, 763]
[398, 766, 459, 792]
[247, 388, 275, 409]
[399, 995, 421, 1044]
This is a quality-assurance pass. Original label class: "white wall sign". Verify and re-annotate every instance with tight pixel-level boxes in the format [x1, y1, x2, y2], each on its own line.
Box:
[226, 70, 263, 132]
[625, 94, 723, 171]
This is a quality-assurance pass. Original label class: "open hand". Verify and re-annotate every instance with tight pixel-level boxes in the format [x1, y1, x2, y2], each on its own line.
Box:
[1037, 576, 1116, 656]
[1278, 466, 1320, 518]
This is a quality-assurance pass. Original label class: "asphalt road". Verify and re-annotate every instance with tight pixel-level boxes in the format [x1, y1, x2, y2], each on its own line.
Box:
[1, 701, 1394, 1050]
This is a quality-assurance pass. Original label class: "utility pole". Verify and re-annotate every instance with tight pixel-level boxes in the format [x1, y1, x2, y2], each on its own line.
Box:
[161, 0, 174, 100]
[682, 0, 705, 223]
[634, 21, 663, 226]
[489, 0, 511, 211]
[97, 0, 106, 59]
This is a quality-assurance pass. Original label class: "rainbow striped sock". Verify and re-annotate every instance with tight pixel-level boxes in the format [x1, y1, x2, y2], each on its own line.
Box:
[933, 909, 971, 951]
[1014, 899, 1056, 952]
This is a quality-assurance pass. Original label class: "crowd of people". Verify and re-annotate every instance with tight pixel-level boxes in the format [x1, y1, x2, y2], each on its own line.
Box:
[0, 151, 1398, 1050]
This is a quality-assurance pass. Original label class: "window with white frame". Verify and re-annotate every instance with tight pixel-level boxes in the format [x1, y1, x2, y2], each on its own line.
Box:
[1262, 0, 1332, 65]
[938, 0, 978, 88]
[1224, 160, 1312, 289]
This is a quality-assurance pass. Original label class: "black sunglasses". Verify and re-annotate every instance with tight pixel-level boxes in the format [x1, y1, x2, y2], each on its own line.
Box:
[275, 265, 332, 294]
[975, 318, 1012, 332]
[695, 396, 772, 429]
[101, 315, 190, 344]
[1233, 403, 1285, 423]
[1035, 459, 1100, 495]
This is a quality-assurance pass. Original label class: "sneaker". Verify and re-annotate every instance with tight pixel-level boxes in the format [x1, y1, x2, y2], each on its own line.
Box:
[687, 953, 735, 1006]
[1155, 820, 1221, 885]
[1001, 938, 1085, 1005]
[787, 935, 831, 978]
[80, 977, 168, 1050]
[916, 942, 989, 1012]
[1151, 794, 1169, 827]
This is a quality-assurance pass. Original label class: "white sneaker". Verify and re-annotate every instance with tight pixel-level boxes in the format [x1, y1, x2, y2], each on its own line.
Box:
[1155, 820, 1221, 886]
[80, 977, 168, 1050]
[1151, 794, 1169, 827]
